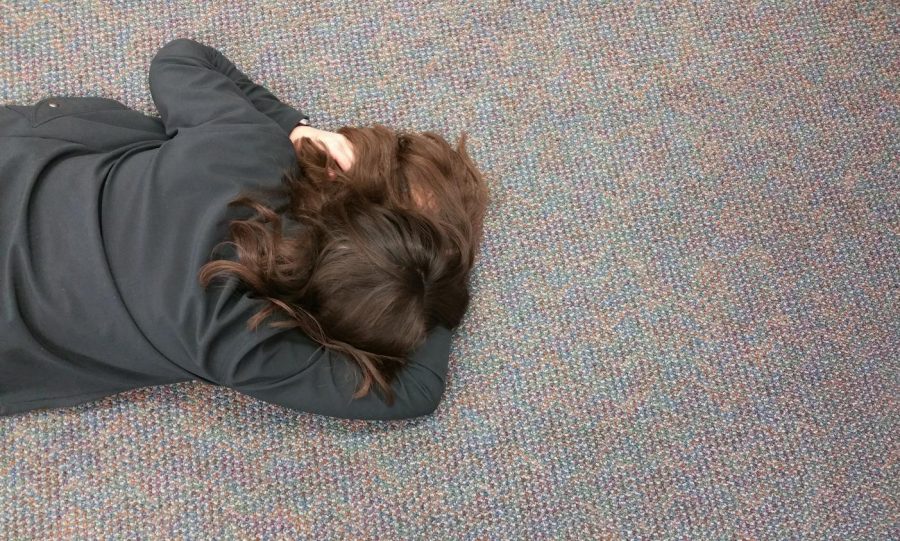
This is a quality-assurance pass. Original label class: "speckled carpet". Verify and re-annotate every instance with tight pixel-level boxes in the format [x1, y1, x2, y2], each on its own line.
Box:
[1, 1, 898, 539]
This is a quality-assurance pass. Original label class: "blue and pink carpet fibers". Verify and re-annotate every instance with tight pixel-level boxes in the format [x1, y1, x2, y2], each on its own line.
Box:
[1, 1, 897, 539]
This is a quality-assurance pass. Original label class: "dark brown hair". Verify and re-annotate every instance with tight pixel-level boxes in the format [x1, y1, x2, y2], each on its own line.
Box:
[197, 124, 490, 405]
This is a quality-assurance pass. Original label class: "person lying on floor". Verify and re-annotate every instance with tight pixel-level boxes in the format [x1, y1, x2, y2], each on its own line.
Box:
[0, 37, 490, 420]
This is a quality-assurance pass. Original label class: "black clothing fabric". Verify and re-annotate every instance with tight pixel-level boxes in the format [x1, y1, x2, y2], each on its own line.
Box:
[0, 38, 452, 420]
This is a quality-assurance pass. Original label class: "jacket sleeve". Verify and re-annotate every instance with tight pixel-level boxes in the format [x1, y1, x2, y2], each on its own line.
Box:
[149, 38, 309, 137]
[216, 324, 454, 421]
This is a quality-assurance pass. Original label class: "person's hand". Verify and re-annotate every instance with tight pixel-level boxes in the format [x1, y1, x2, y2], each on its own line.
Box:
[289, 125, 356, 178]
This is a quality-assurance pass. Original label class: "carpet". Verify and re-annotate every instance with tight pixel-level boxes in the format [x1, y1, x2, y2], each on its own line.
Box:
[1, 1, 897, 539]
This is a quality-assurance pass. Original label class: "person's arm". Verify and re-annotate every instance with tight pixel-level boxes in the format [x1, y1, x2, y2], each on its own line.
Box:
[211, 323, 454, 421]
[149, 37, 308, 136]
[203, 41, 310, 135]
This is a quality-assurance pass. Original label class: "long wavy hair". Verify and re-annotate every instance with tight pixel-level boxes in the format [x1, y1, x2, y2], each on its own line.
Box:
[197, 124, 490, 405]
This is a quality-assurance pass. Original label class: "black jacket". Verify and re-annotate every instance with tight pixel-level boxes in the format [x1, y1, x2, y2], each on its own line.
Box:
[0, 38, 452, 420]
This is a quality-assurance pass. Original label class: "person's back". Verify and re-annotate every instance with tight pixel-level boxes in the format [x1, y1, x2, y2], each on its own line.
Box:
[0, 38, 485, 420]
[0, 96, 196, 409]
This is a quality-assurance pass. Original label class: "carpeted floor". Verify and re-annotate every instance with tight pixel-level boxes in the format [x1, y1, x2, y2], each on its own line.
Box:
[1, 1, 897, 539]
